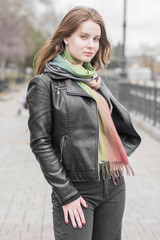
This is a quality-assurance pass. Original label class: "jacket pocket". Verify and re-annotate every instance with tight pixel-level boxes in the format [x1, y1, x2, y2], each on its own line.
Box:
[60, 135, 67, 163]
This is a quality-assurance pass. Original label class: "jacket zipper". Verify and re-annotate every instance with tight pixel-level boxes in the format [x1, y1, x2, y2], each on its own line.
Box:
[55, 85, 67, 95]
[66, 92, 100, 181]
[60, 135, 66, 163]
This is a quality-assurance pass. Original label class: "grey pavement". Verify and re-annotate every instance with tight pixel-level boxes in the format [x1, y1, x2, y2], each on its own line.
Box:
[0, 83, 160, 240]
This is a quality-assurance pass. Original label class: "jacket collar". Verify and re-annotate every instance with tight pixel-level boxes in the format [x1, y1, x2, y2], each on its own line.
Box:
[66, 78, 113, 110]
[67, 79, 90, 97]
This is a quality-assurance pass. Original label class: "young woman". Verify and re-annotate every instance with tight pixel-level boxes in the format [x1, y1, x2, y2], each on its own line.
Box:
[27, 6, 141, 240]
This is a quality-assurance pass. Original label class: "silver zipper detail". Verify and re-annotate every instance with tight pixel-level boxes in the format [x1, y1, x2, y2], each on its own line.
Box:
[60, 135, 66, 162]
[55, 86, 67, 95]
[67, 92, 100, 180]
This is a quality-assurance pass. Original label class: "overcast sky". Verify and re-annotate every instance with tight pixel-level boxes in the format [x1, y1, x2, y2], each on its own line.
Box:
[48, 0, 160, 56]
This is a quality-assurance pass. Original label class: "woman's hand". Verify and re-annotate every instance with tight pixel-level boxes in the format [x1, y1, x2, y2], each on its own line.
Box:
[62, 196, 88, 228]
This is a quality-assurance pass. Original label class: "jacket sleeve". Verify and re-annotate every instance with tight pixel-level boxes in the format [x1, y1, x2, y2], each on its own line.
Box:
[26, 76, 80, 205]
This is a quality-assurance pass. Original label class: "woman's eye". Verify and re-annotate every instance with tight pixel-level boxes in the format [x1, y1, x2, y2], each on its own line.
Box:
[94, 38, 100, 41]
[81, 35, 87, 39]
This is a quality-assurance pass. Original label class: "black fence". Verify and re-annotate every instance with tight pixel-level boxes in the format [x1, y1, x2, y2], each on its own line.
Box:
[102, 75, 160, 128]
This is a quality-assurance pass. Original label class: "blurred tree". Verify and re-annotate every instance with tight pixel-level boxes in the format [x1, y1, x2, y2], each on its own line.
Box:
[35, 0, 62, 38]
[38, 9, 61, 38]
[0, 0, 61, 79]
[22, 0, 62, 69]
[109, 43, 123, 69]
[0, 0, 30, 79]
[112, 42, 123, 58]
[22, 24, 45, 68]
[22, 0, 61, 69]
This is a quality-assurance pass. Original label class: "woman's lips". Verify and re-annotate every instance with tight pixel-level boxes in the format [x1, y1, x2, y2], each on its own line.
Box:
[84, 52, 94, 56]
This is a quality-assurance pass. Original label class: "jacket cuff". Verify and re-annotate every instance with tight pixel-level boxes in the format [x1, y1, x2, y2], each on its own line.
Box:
[60, 192, 81, 206]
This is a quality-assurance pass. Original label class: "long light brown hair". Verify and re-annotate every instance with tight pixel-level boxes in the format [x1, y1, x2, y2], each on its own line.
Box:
[34, 6, 111, 75]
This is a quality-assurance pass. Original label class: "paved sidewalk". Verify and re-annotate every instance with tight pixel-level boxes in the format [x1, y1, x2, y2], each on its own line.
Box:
[0, 83, 160, 240]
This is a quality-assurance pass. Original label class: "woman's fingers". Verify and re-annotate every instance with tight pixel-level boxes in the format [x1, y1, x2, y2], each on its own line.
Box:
[63, 208, 69, 224]
[68, 209, 77, 228]
[71, 208, 82, 228]
[80, 196, 88, 208]
[77, 205, 86, 225]
[62, 197, 87, 228]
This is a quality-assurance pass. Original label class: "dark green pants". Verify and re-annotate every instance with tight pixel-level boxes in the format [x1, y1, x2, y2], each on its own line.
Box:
[51, 166, 126, 240]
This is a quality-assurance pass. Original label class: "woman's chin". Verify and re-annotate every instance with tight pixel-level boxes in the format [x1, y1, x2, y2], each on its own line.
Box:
[82, 56, 93, 63]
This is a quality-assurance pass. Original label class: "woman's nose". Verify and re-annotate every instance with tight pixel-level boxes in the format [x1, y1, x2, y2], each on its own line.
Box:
[86, 39, 94, 48]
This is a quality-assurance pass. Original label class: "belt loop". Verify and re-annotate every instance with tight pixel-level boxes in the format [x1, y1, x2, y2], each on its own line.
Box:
[103, 162, 106, 180]
[101, 162, 106, 181]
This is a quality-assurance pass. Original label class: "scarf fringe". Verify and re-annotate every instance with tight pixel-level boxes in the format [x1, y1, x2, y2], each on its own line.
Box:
[103, 161, 135, 185]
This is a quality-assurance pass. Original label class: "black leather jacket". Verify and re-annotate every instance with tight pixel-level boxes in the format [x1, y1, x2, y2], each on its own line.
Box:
[26, 71, 141, 205]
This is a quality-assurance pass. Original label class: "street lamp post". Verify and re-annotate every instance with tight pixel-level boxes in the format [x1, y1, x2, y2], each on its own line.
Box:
[118, 0, 128, 107]
[150, 56, 157, 126]
[121, 0, 127, 79]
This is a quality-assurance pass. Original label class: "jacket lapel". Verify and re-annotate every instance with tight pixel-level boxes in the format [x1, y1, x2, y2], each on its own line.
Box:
[66, 78, 113, 111]
[66, 79, 92, 97]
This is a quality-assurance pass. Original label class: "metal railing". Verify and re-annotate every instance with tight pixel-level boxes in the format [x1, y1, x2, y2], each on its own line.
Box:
[119, 83, 160, 127]
[102, 76, 160, 128]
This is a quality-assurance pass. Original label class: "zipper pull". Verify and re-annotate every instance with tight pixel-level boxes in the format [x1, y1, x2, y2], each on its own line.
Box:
[55, 86, 60, 95]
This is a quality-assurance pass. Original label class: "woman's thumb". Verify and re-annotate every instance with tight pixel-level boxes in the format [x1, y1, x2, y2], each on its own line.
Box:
[80, 196, 88, 208]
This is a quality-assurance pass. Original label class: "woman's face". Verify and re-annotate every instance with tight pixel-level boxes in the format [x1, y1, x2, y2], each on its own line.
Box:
[64, 20, 101, 65]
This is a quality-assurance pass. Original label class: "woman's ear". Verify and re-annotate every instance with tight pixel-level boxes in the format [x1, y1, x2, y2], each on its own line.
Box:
[63, 37, 69, 45]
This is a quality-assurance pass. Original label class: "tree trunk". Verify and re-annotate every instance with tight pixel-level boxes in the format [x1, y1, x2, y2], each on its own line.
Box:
[0, 58, 6, 80]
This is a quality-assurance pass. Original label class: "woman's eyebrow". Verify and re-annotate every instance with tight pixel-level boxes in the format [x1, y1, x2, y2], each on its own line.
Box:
[80, 32, 101, 37]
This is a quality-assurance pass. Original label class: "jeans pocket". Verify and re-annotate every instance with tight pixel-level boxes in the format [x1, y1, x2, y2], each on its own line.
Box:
[51, 191, 60, 208]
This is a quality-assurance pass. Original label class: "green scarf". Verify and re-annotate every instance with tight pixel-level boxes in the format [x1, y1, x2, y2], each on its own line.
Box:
[50, 50, 95, 78]
[51, 50, 134, 183]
